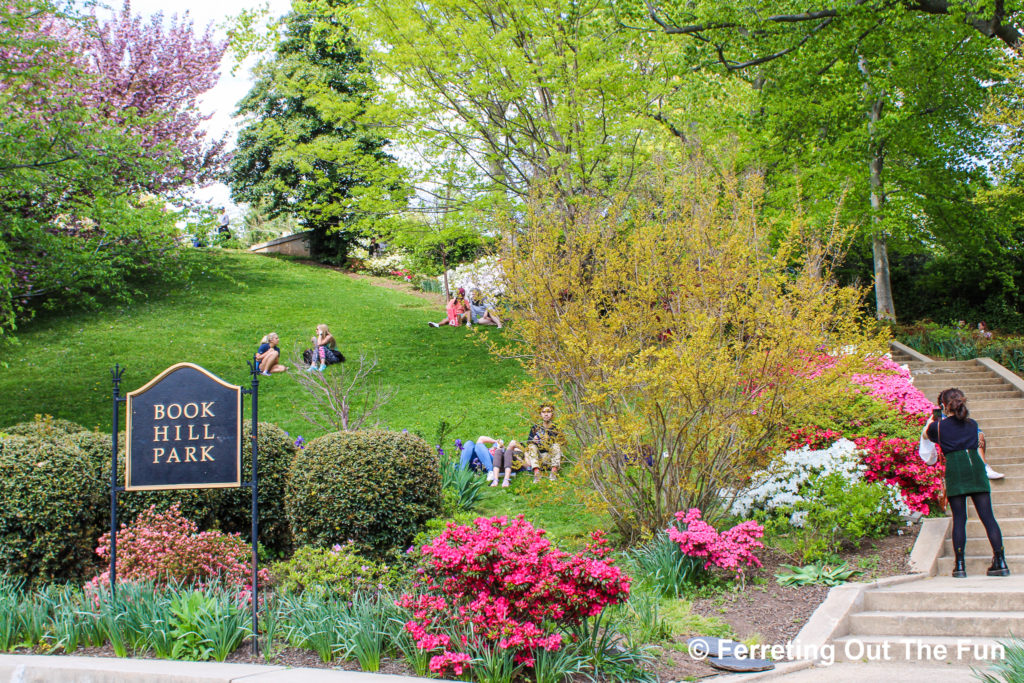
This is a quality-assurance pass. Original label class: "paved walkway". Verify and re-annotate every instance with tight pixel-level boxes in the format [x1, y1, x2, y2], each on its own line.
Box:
[0, 654, 444, 683]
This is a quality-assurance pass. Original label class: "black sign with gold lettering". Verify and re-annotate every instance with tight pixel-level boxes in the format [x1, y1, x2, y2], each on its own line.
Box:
[125, 363, 242, 490]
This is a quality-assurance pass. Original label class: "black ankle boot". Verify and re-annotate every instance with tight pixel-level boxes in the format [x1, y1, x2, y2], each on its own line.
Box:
[953, 547, 967, 578]
[987, 548, 1010, 577]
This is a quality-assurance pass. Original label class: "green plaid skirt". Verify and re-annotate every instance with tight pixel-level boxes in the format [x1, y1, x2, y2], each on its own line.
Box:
[944, 448, 990, 498]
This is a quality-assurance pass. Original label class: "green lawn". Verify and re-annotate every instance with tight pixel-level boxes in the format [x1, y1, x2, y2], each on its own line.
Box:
[0, 251, 526, 443]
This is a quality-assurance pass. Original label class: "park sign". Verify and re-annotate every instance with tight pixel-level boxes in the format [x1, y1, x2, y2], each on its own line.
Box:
[125, 363, 242, 491]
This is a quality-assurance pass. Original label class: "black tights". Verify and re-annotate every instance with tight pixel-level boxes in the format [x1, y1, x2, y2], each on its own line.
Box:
[950, 493, 1003, 554]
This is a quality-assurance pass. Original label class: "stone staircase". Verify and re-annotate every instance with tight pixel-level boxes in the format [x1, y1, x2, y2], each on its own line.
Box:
[831, 356, 1024, 667]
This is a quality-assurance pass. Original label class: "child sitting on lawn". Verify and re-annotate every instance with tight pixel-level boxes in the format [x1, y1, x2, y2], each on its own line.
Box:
[525, 403, 563, 483]
[307, 324, 337, 372]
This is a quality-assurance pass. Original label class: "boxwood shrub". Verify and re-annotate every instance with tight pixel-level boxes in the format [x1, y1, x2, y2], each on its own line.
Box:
[286, 430, 443, 557]
[2, 417, 298, 584]
[0, 433, 107, 586]
[118, 421, 296, 556]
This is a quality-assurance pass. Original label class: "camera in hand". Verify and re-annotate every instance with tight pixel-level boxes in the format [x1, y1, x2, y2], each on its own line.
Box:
[932, 408, 943, 422]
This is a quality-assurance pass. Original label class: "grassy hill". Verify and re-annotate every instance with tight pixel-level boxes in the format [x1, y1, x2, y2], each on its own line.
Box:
[0, 251, 526, 444]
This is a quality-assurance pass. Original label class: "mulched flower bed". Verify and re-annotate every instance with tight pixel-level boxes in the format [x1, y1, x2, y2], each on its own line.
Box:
[17, 525, 919, 682]
[649, 524, 919, 681]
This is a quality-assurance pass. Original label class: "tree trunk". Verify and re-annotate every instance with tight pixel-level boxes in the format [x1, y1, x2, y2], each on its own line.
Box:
[868, 103, 896, 321]
[441, 249, 450, 300]
[859, 56, 896, 321]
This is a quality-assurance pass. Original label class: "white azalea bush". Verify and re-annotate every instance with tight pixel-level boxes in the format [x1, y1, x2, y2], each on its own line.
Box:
[355, 250, 413, 278]
[731, 439, 908, 561]
[440, 255, 506, 301]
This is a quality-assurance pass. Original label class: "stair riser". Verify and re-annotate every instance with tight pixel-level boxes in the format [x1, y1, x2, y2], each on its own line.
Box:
[913, 382, 1008, 393]
[971, 413, 1024, 422]
[937, 556, 1021, 574]
[965, 519, 1024, 535]
[970, 418, 1024, 428]
[863, 591, 1024, 612]
[944, 538, 1024, 555]
[831, 637, 1006, 664]
[848, 613, 1024, 637]
[993, 503, 1024, 516]
[970, 427, 1024, 439]
[979, 488, 1024, 501]
[911, 370, 999, 379]
[978, 455, 1022, 465]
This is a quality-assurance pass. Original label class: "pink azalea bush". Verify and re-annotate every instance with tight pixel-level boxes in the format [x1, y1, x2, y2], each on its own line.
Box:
[851, 357, 935, 424]
[87, 504, 269, 591]
[668, 509, 764, 579]
[398, 515, 630, 677]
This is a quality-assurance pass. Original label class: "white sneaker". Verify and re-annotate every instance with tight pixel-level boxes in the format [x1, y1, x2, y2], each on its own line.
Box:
[486, 470, 496, 482]
[466, 321, 472, 328]
[428, 322, 440, 328]
[987, 465, 1005, 480]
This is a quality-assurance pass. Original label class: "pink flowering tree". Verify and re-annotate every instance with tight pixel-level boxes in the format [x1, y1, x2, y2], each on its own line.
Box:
[398, 515, 631, 678]
[668, 509, 764, 584]
[50, 0, 229, 191]
[88, 504, 269, 592]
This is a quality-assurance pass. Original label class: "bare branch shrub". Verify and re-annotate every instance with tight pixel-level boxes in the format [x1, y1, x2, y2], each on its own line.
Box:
[498, 156, 888, 541]
[288, 349, 397, 432]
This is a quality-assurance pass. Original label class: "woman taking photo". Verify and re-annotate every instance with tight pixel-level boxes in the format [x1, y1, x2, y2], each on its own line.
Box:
[924, 387, 1009, 578]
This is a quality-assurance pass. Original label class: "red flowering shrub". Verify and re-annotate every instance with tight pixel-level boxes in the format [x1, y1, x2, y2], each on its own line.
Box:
[668, 509, 764, 579]
[855, 436, 944, 514]
[88, 504, 269, 590]
[398, 515, 630, 676]
[785, 427, 843, 451]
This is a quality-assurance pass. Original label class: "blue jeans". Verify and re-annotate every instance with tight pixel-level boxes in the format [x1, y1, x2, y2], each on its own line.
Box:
[459, 441, 494, 472]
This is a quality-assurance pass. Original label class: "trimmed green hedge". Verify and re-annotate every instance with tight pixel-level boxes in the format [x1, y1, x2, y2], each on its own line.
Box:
[286, 430, 443, 557]
[1, 416, 298, 585]
[0, 433, 107, 586]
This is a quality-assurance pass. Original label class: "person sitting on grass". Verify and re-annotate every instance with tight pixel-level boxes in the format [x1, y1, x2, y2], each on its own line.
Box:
[255, 333, 286, 375]
[428, 288, 472, 328]
[307, 323, 337, 372]
[469, 288, 503, 328]
[525, 403, 563, 483]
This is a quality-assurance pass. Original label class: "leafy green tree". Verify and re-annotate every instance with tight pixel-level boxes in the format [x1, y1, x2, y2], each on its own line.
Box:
[629, 0, 1021, 320]
[228, 0, 408, 264]
[342, 0, 690, 214]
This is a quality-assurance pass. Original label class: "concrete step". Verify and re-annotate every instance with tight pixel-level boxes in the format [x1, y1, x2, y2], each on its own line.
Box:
[979, 454, 1022, 465]
[975, 426, 1024, 439]
[830, 634, 1008, 665]
[993, 502, 1024, 517]
[959, 389, 1023, 401]
[906, 361, 983, 369]
[972, 417, 1024, 429]
[972, 410, 1024, 421]
[863, 576, 1024, 612]
[945, 535, 1024, 555]
[910, 368, 999, 379]
[848, 610, 1024, 637]
[937, 554, 1023, 575]
[961, 463, 1024, 478]
[913, 380, 1008, 392]
[965, 517, 1024, 535]
[982, 445, 1024, 457]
